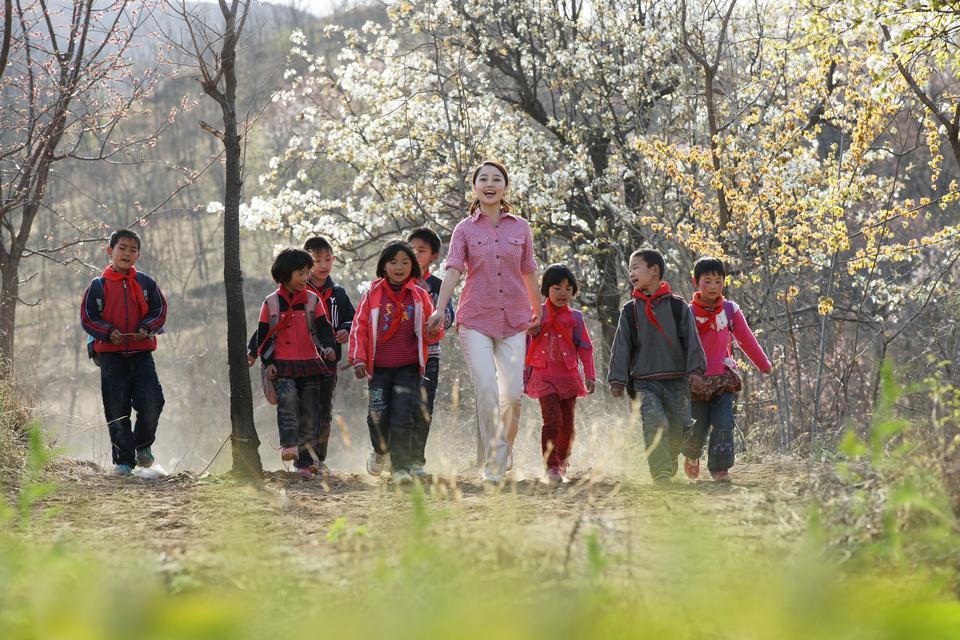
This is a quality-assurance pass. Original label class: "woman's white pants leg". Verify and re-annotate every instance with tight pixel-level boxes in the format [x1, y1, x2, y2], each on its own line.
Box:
[459, 328, 526, 480]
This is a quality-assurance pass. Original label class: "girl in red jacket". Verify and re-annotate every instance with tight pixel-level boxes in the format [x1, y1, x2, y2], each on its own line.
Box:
[348, 240, 441, 486]
[247, 249, 337, 478]
[524, 264, 596, 484]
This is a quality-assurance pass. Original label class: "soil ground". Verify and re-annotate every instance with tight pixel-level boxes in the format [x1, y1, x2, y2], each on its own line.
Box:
[32, 458, 819, 589]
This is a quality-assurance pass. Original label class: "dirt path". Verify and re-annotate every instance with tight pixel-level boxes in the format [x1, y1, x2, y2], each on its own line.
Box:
[32, 458, 818, 589]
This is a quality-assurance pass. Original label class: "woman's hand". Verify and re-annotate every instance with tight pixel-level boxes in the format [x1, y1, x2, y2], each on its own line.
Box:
[354, 362, 368, 379]
[586, 379, 596, 395]
[526, 304, 542, 335]
[426, 310, 444, 335]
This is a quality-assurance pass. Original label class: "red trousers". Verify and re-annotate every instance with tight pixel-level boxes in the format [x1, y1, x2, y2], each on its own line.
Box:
[539, 394, 576, 470]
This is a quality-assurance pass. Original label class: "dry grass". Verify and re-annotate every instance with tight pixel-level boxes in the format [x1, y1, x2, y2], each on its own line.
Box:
[0, 378, 32, 490]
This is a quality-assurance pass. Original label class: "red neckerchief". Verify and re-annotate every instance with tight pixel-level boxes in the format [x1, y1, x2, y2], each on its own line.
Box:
[633, 281, 673, 344]
[309, 278, 334, 314]
[691, 292, 726, 336]
[257, 285, 309, 357]
[525, 300, 574, 367]
[422, 267, 431, 280]
[102, 265, 149, 317]
[379, 279, 412, 343]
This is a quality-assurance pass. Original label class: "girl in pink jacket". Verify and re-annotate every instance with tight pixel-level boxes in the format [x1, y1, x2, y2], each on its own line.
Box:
[524, 264, 596, 484]
[682, 257, 771, 482]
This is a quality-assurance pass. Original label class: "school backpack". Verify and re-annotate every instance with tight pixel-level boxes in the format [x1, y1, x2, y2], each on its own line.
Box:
[257, 291, 329, 405]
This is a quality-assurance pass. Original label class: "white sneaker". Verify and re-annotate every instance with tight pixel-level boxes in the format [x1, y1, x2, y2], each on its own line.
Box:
[392, 469, 414, 486]
[366, 451, 388, 476]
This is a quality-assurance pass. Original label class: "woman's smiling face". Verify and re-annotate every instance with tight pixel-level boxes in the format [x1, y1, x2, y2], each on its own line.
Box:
[473, 164, 507, 208]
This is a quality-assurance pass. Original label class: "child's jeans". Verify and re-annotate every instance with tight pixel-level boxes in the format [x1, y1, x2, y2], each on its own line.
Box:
[682, 392, 735, 472]
[100, 352, 165, 467]
[296, 373, 337, 469]
[412, 356, 440, 468]
[367, 364, 420, 472]
[635, 378, 694, 480]
[276, 376, 323, 457]
[539, 394, 576, 471]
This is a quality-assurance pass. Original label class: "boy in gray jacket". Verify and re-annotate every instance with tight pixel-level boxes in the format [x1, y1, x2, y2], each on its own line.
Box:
[608, 249, 707, 483]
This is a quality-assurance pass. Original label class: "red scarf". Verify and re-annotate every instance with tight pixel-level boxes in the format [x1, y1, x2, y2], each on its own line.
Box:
[309, 278, 334, 314]
[102, 265, 149, 318]
[525, 301, 574, 366]
[632, 281, 673, 344]
[258, 285, 310, 356]
[690, 292, 726, 336]
[379, 279, 412, 343]
[318, 287, 333, 316]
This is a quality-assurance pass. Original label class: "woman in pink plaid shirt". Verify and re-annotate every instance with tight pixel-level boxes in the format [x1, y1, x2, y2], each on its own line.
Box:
[427, 160, 541, 484]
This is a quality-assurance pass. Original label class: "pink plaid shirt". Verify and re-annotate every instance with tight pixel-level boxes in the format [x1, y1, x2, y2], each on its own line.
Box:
[446, 210, 539, 339]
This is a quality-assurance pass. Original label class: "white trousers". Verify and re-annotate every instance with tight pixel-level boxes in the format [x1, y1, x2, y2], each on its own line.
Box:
[459, 328, 526, 479]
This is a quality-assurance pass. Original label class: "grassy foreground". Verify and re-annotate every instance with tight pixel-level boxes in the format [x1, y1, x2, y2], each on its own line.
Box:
[3, 367, 960, 639]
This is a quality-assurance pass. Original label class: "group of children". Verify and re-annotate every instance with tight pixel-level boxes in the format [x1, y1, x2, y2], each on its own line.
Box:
[81, 228, 771, 486]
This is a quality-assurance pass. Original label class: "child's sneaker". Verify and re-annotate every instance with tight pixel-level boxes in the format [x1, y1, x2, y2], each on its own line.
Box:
[280, 446, 299, 462]
[113, 464, 133, 476]
[545, 467, 564, 485]
[392, 469, 414, 486]
[296, 466, 314, 479]
[711, 470, 731, 483]
[410, 465, 429, 481]
[684, 456, 700, 480]
[136, 447, 155, 469]
[366, 451, 388, 476]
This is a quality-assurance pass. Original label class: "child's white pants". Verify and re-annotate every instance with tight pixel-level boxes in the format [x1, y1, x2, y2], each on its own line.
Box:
[458, 327, 526, 480]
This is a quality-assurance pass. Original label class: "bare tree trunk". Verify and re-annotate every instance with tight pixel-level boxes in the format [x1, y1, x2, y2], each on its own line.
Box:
[0, 253, 19, 368]
[214, 3, 261, 479]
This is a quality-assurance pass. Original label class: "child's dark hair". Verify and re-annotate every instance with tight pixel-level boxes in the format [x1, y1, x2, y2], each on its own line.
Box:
[540, 263, 579, 297]
[376, 240, 422, 280]
[271, 248, 314, 284]
[109, 229, 141, 250]
[303, 236, 333, 254]
[407, 227, 441, 255]
[693, 256, 726, 282]
[630, 248, 666, 280]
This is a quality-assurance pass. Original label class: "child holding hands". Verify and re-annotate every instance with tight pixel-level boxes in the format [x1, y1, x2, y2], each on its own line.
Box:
[524, 264, 595, 484]
[348, 240, 442, 486]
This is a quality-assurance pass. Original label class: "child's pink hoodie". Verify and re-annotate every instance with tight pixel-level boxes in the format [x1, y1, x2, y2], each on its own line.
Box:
[692, 297, 772, 376]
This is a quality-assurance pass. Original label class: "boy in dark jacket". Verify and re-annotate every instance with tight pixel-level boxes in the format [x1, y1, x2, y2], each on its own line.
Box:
[81, 229, 168, 476]
[407, 227, 456, 479]
[607, 249, 706, 483]
[302, 236, 355, 473]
